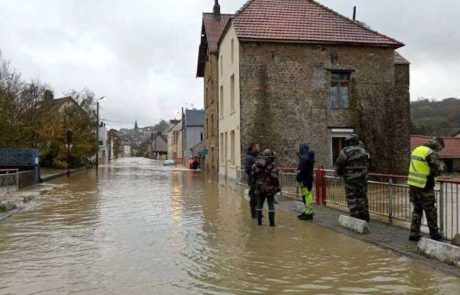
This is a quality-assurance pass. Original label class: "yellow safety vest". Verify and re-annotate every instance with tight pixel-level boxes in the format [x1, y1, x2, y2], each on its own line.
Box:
[407, 146, 433, 188]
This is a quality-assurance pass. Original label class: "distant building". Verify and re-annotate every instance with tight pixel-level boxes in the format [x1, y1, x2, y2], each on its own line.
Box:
[183, 109, 205, 164]
[98, 122, 107, 164]
[151, 132, 168, 159]
[411, 135, 460, 173]
[167, 120, 183, 164]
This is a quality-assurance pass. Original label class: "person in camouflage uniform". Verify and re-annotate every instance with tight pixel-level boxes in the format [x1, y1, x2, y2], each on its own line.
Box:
[335, 134, 370, 222]
[252, 149, 280, 226]
[408, 137, 445, 241]
[245, 143, 260, 219]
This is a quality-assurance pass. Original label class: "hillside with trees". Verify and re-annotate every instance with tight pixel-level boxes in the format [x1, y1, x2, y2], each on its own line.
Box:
[411, 98, 460, 136]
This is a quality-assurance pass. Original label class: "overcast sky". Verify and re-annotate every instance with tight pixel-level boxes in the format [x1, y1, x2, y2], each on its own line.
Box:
[0, 0, 458, 129]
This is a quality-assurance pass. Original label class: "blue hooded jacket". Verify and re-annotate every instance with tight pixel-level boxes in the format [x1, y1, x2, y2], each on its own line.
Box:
[296, 143, 315, 190]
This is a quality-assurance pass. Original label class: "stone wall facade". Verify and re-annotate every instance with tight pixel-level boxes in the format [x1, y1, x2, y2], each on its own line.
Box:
[239, 42, 410, 174]
[203, 54, 219, 174]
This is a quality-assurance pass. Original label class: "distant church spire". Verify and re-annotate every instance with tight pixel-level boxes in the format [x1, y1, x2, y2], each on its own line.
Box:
[213, 0, 221, 19]
[134, 120, 138, 130]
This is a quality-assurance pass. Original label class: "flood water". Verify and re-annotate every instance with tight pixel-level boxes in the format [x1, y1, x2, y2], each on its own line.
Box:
[1, 158, 460, 294]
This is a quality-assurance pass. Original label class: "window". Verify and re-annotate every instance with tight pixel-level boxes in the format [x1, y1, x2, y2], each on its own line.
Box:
[224, 132, 228, 163]
[330, 71, 351, 109]
[200, 132, 204, 142]
[220, 55, 223, 77]
[211, 114, 214, 136]
[220, 133, 224, 162]
[230, 75, 235, 113]
[219, 85, 224, 117]
[231, 39, 234, 64]
[205, 84, 209, 107]
[211, 146, 215, 166]
[205, 118, 209, 139]
[230, 130, 235, 164]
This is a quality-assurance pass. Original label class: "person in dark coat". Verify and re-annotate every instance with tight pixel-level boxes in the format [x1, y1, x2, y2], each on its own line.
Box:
[296, 143, 315, 220]
[252, 149, 280, 226]
[245, 143, 260, 218]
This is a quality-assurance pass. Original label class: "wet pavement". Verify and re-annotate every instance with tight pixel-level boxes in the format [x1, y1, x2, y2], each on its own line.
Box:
[1, 158, 460, 294]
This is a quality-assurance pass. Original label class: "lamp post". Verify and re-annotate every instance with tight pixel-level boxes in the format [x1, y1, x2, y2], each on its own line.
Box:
[96, 96, 106, 172]
[66, 130, 72, 177]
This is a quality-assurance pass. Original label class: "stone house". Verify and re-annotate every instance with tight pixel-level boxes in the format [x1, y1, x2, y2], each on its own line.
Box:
[216, 0, 411, 180]
[197, 1, 232, 175]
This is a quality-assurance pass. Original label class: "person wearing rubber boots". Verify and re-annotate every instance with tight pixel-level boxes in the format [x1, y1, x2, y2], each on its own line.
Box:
[296, 143, 315, 221]
[408, 137, 445, 241]
[245, 143, 260, 219]
[252, 149, 280, 226]
[335, 134, 370, 222]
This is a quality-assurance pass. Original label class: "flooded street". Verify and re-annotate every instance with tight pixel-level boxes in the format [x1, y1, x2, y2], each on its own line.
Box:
[1, 158, 460, 294]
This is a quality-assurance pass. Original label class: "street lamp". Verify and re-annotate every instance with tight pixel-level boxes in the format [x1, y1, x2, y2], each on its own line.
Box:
[96, 96, 106, 172]
[66, 130, 72, 177]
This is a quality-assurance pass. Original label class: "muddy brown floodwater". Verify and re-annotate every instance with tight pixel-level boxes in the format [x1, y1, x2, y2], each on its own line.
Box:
[1, 158, 460, 294]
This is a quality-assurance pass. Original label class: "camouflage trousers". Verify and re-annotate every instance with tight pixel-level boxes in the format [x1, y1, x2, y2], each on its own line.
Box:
[344, 181, 370, 221]
[409, 187, 439, 237]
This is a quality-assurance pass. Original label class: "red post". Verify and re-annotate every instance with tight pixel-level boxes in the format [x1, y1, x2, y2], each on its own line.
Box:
[321, 166, 327, 206]
[315, 167, 321, 204]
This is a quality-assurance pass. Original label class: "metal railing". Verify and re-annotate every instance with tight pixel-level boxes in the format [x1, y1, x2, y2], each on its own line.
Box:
[439, 179, 460, 240]
[238, 166, 460, 240]
[0, 169, 19, 197]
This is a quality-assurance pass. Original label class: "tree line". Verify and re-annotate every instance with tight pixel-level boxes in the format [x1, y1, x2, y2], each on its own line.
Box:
[0, 51, 97, 168]
[411, 97, 460, 136]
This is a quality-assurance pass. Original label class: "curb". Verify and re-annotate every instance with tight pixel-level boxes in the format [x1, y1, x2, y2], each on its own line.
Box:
[338, 215, 370, 234]
[41, 166, 91, 182]
[418, 237, 460, 267]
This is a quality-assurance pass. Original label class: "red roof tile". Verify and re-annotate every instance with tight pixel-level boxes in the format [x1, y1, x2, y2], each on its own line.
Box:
[411, 135, 460, 159]
[232, 0, 404, 47]
[197, 13, 232, 77]
[203, 13, 232, 53]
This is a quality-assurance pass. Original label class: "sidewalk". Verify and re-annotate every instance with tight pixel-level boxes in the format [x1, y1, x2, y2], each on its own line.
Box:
[41, 166, 90, 182]
[275, 198, 460, 277]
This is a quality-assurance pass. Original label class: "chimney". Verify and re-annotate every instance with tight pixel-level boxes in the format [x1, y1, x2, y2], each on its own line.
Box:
[213, 0, 221, 19]
[353, 6, 357, 21]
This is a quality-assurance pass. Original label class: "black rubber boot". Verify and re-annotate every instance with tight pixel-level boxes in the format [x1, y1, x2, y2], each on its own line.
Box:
[250, 200, 257, 219]
[430, 232, 442, 241]
[299, 214, 313, 221]
[409, 232, 421, 241]
[297, 212, 306, 219]
[257, 211, 263, 225]
[269, 212, 275, 227]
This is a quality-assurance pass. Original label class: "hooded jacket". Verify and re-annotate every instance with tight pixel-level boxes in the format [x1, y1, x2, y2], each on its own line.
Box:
[296, 143, 315, 190]
[245, 149, 258, 185]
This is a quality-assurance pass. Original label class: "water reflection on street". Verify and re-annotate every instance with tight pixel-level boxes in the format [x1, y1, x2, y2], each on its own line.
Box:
[0, 158, 459, 294]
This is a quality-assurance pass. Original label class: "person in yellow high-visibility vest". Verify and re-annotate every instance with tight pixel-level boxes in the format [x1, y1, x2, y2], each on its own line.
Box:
[408, 137, 445, 241]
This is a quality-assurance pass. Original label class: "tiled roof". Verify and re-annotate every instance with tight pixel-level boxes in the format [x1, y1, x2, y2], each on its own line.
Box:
[197, 13, 232, 77]
[232, 0, 404, 47]
[185, 109, 204, 127]
[394, 51, 410, 65]
[411, 135, 460, 159]
[203, 13, 232, 53]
